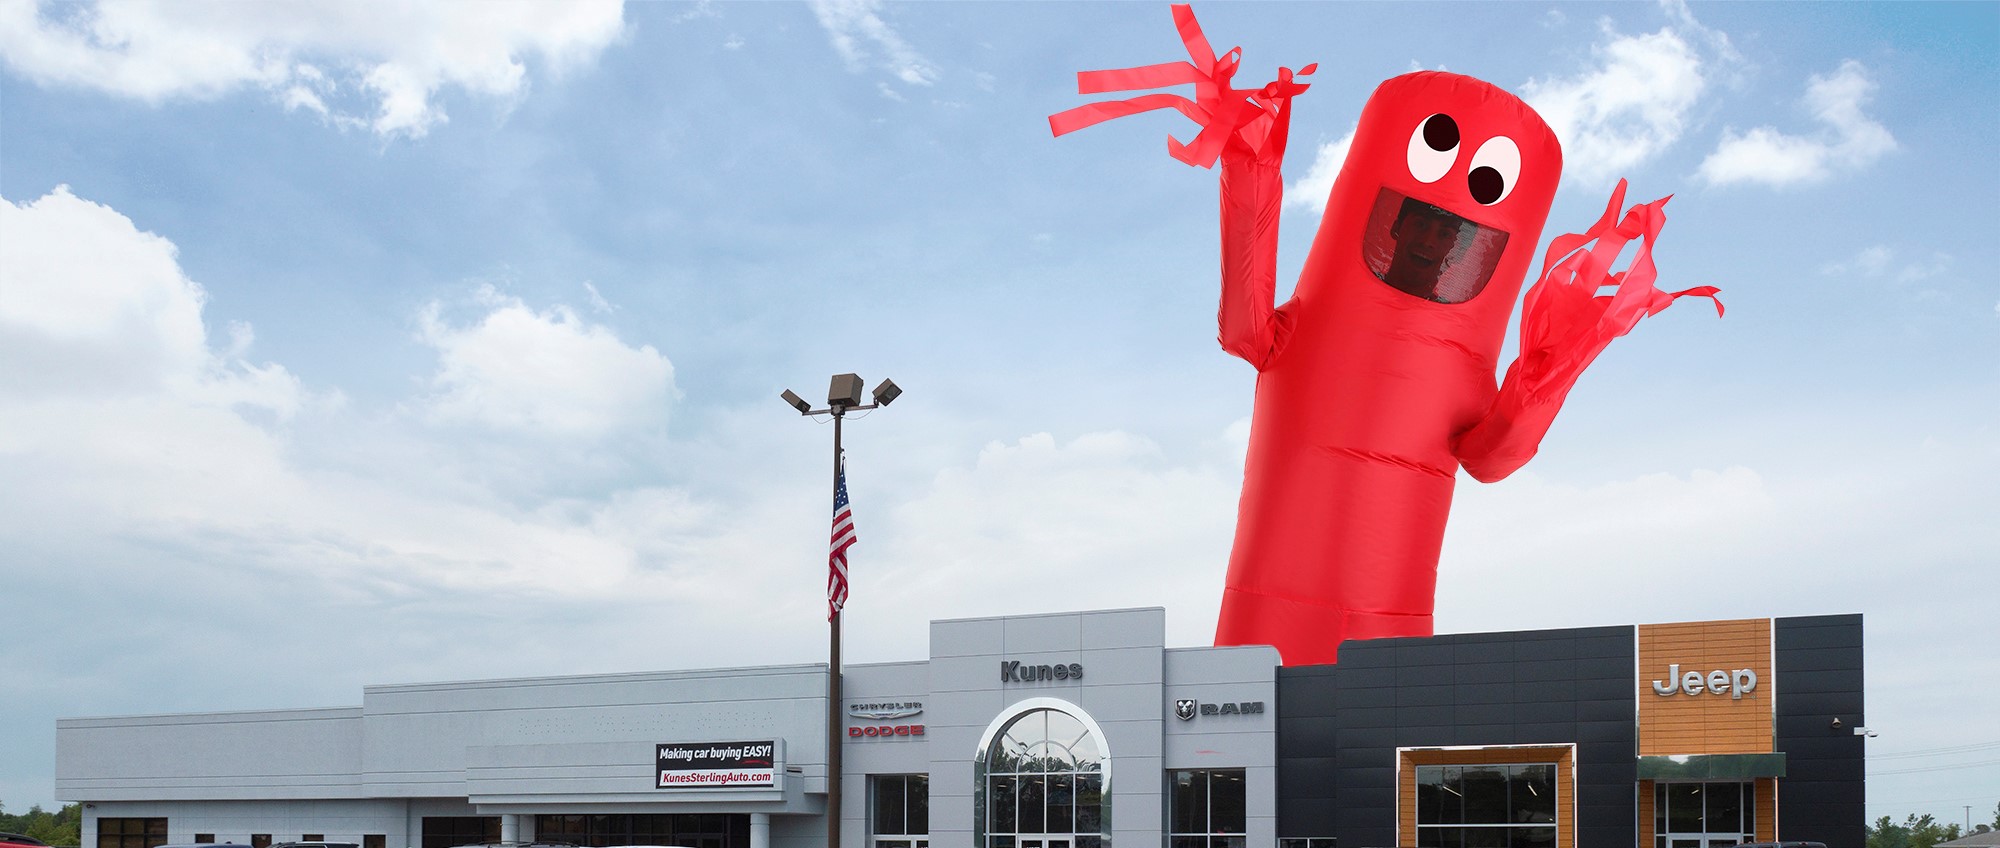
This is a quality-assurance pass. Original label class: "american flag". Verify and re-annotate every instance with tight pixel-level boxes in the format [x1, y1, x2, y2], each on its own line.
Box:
[827, 454, 856, 620]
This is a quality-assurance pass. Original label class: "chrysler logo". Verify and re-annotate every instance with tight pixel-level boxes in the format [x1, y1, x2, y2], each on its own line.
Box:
[848, 702, 923, 721]
[1175, 699, 1197, 721]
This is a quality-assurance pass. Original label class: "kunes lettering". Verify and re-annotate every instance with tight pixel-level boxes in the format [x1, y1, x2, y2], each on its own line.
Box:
[1000, 661, 1084, 683]
[1651, 664, 1758, 699]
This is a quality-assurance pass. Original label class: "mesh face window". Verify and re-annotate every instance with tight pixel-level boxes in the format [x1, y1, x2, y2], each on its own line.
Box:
[1361, 187, 1510, 304]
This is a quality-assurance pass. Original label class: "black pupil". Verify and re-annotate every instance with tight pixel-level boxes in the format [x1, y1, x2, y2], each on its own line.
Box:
[1469, 166, 1505, 204]
[1423, 114, 1458, 151]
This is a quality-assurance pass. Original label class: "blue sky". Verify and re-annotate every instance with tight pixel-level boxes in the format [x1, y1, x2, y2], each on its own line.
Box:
[2, 0, 1996, 827]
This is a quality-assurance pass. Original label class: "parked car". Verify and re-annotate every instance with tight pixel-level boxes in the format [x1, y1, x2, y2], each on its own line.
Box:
[270, 842, 359, 848]
[1740, 842, 1830, 848]
[0, 834, 51, 848]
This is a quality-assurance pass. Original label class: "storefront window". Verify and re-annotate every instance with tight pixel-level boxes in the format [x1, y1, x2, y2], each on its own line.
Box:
[97, 818, 167, 848]
[419, 818, 497, 848]
[975, 700, 1110, 848]
[1169, 769, 1247, 847]
[872, 774, 930, 847]
[1415, 763, 1557, 847]
[535, 814, 742, 848]
[1654, 782, 1755, 847]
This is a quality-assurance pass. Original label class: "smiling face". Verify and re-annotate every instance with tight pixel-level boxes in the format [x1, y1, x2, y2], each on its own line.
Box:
[1330, 72, 1564, 308]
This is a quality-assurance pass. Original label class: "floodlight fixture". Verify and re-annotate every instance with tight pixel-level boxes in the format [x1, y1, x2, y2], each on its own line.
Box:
[872, 378, 902, 407]
[781, 389, 812, 414]
[828, 373, 865, 408]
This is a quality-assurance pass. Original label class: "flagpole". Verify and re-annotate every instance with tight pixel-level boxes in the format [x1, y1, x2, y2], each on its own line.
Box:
[780, 373, 900, 848]
[827, 406, 844, 848]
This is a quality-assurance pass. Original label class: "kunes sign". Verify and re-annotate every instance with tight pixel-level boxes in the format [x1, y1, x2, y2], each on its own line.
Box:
[1650, 664, 1758, 700]
[1001, 661, 1084, 683]
[655, 740, 778, 789]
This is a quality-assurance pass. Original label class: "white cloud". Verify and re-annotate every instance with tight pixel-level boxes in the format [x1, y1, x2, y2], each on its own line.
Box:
[0, 0, 626, 138]
[0, 186, 297, 410]
[1820, 245, 1893, 277]
[1285, 127, 1356, 215]
[416, 286, 675, 440]
[1658, 0, 1743, 70]
[582, 281, 616, 315]
[1445, 467, 1777, 614]
[1441, 418, 2000, 643]
[1818, 245, 1953, 290]
[1698, 60, 1896, 188]
[1521, 24, 1706, 185]
[0, 186, 686, 600]
[1894, 255, 1950, 286]
[808, 0, 939, 89]
[880, 430, 1242, 640]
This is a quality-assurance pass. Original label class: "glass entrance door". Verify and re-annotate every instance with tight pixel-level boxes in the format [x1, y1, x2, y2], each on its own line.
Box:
[1655, 782, 1756, 847]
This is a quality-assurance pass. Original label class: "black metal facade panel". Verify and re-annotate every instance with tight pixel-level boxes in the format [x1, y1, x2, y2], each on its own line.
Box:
[1774, 614, 1865, 848]
[1276, 666, 1341, 838]
[1274, 626, 1640, 846]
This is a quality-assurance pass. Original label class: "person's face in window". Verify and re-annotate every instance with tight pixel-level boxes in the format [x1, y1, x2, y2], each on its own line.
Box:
[1384, 204, 1464, 299]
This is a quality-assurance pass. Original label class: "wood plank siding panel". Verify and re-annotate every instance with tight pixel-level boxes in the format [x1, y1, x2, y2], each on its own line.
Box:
[1638, 619, 1774, 756]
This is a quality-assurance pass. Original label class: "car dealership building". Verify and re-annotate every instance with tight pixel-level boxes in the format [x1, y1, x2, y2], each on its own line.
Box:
[57, 608, 1864, 848]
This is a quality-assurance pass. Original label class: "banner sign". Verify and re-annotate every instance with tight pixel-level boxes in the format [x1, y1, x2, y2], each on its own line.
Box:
[655, 740, 779, 789]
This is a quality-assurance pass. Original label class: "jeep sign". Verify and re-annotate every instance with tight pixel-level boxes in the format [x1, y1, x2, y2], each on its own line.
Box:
[1650, 663, 1758, 699]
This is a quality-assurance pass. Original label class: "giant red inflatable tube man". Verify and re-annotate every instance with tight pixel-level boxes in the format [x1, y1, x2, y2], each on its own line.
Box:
[1053, 6, 1719, 665]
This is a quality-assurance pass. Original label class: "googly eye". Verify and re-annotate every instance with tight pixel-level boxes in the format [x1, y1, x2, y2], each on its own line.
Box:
[1406, 113, 1459, 184]
[1467, 136, 1520, 205]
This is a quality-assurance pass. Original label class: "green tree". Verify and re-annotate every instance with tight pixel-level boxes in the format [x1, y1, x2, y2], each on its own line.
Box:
[1903, 813, 1962, 848]
[1870, 814, 1913, 848]
[0, 803, 82, 848]
[1870, 813, 1971, 848]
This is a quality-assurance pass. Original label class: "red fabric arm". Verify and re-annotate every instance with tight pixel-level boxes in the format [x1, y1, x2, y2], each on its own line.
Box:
[1216, 154, 1292, 370]
[1454, 180, 1722, 482]
[1047, 5, 1313, 370]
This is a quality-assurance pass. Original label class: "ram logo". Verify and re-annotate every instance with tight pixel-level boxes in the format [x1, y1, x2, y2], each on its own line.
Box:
[1175, 699, 1198, 721]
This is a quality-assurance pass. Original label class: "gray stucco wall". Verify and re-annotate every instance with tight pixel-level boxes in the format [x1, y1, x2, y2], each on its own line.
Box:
[839, 660, 929, 844]
[58, 707, 365, 801]
[1163, 644, 1280, 844]
[362, 663, 828, 806]
[59, 665, 837, 831]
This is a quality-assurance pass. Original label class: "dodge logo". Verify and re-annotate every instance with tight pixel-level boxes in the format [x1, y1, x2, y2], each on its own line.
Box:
[1175, 699, 1197, 721]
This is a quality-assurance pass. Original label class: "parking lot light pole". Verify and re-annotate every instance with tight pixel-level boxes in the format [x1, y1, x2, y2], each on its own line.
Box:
[781, 373, 901, 848]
